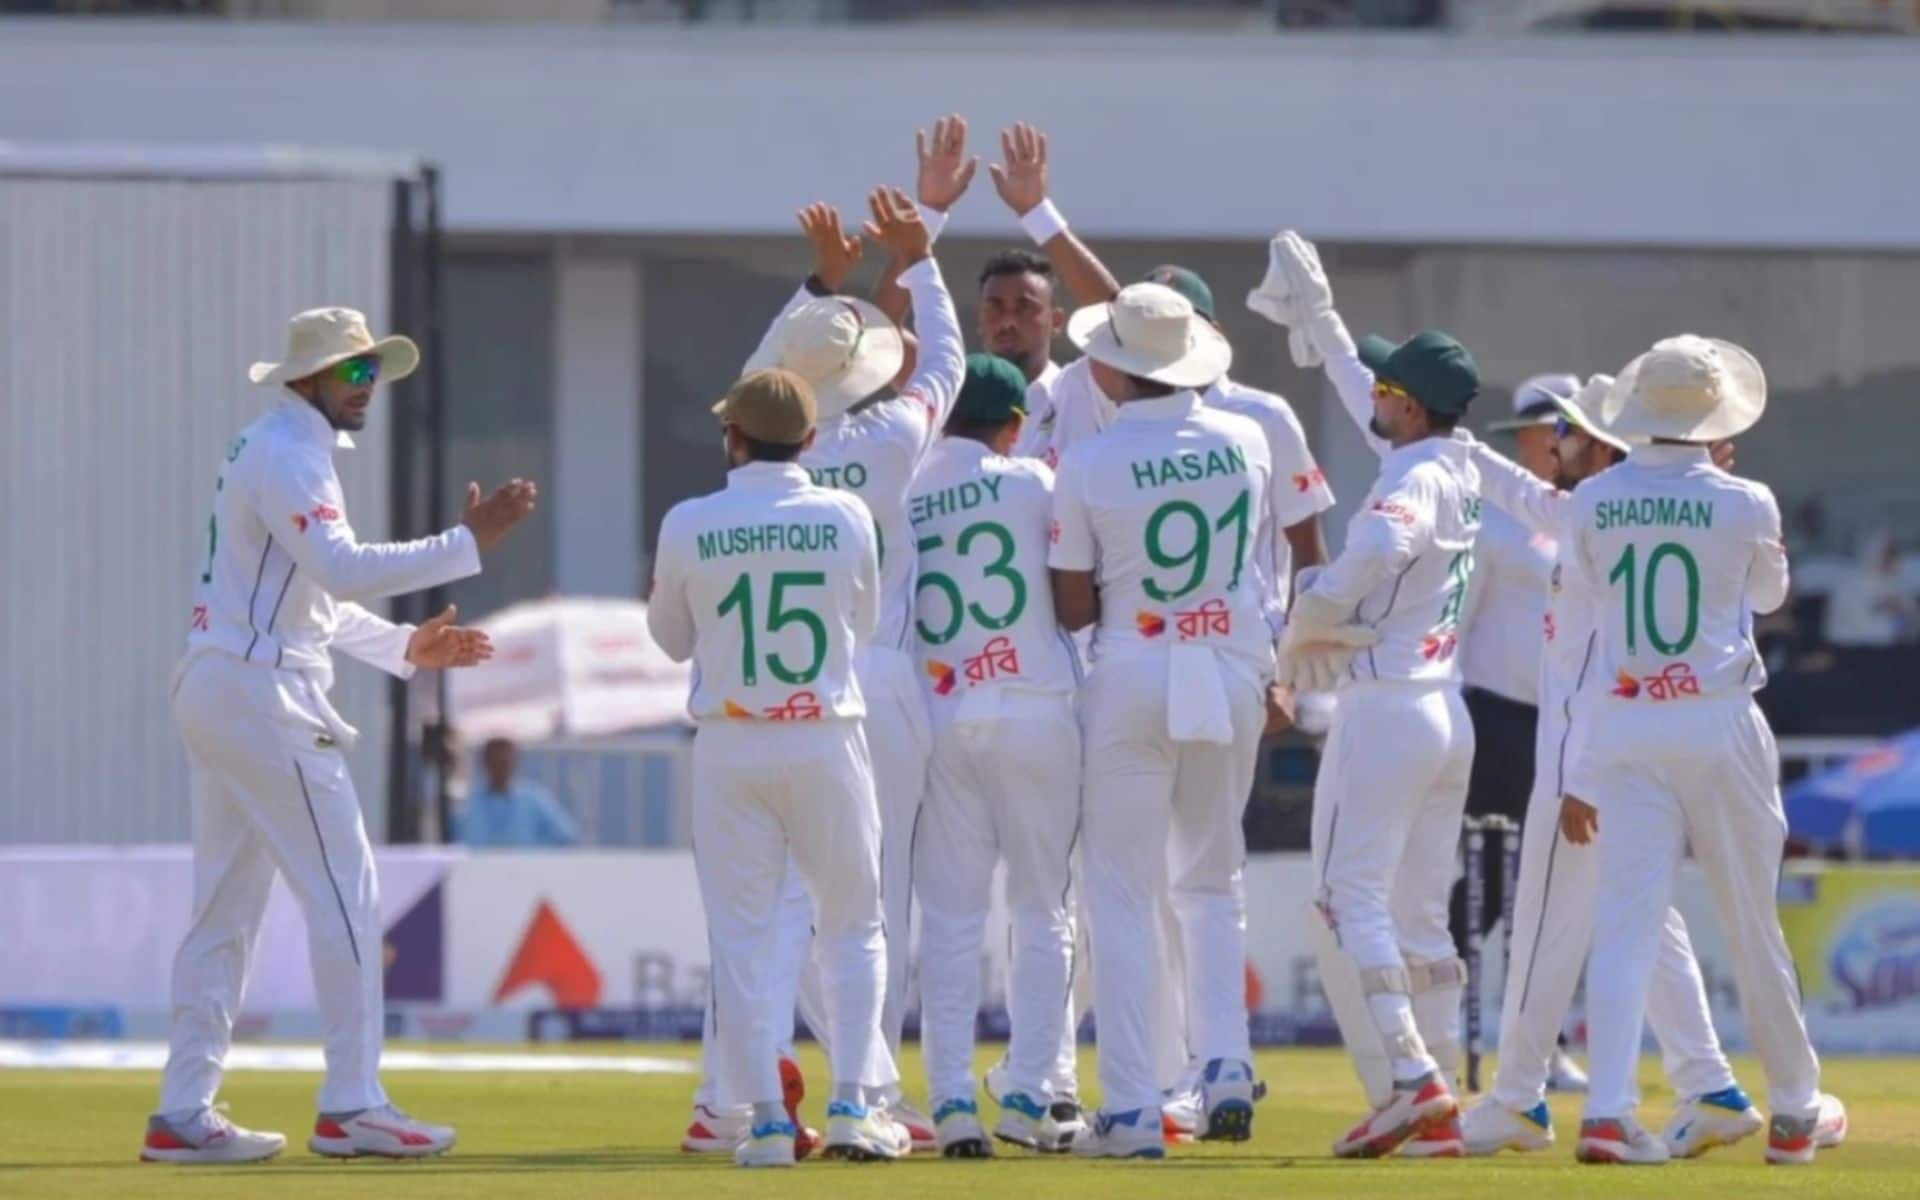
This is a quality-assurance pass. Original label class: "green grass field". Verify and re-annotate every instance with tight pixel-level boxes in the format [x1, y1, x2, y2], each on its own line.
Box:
[3, 1043, 1917, 1198]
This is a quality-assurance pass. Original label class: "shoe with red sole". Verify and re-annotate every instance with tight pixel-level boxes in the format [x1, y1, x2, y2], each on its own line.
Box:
[778, 1057, 821, 1160]
[680, 1103, 745, 1154]
[1765, 1093, 1846, 1166]
[890, 1100, 938, 1153]
[1333, 1070, 1457, 1159]
[309, 1105, 455, 1159]
[1398, 1114, 1464, 1158]
[1575, 1116, 1670, 1165]
[140, 1106, 284, 1164]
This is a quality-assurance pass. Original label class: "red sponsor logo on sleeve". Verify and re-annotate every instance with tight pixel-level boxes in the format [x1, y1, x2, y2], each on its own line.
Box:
[1049, 519, 1061, 545]
[291, 513, 308, 533]
[310, 504, 341, 523]
[1371, 500, 1418, 526]
[189, 605, 209, 632]
[1292, 466, 1326, 493]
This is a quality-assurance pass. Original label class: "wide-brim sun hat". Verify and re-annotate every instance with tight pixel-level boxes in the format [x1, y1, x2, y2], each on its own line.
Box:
[746, 295, 905, 421]
[1066, 282, 1231, 390]
[1550, 373, 1632, 455]
[1602, 334, 1765, 442]
[1487, 372, 1581, 433]
[248, 306, 419, 386]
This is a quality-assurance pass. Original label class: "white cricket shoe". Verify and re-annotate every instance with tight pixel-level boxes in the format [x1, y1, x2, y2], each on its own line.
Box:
[1071, 1107, 1165, 1160]
[1332, 1070, 1457, 1159]
[140, 1106, 285, 1164]
[1664, 1086, 1763, 1158]
[1161, 1090, 1200, 1143]
[309, 1104, 454, 1159]
[932, 1098, 992, 1158]
[1575, 1116, 1670, 1165]
[1765, 1092, 1847, 1166]
[733, 1119, 796, 1168]
[889, 1099, 938, 1153]
[1198, 1058, 1256, 1142]
[1461, 1097, 1554, 1156]
[1546, 1048, 1591, 1093]
[823, 1100, 907, 1162]
[680, 1102, 746, 1153]
[992, 1091, 1071, 1153]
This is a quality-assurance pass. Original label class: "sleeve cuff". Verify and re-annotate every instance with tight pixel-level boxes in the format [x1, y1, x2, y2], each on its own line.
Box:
[915, 203, 949, 243]
[449, 523, 483, 578]
[392, 628, 420, 681]
[897, 256, 942, 291]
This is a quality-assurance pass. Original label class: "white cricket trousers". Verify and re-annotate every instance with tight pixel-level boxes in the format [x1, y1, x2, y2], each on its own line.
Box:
[1080, 652, 1262, 1115]
[1311, 681, 1473, 1078]
[915, 691, 1080, 1106]
[691, 718, 896, 1108]
[1582, 694, 1821, 1122]
[163, 650, 386, 1116]
[1493, 776, 1734, 1112]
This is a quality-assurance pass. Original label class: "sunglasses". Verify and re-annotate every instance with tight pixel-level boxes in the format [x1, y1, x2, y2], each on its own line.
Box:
[332, 356, 380, 387]
[1554, 416, 1584, 441]
[1371, 378, 1412, 403]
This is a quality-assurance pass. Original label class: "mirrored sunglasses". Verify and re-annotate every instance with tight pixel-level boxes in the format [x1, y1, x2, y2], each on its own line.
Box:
[332, 356, 380, 387]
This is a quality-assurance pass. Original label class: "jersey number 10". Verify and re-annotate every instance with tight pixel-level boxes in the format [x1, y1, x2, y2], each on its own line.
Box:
[1607, 541, 1701, 656]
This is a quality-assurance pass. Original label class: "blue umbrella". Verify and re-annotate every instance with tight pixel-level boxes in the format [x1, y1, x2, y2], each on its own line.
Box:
[1784, 729, 1920, 857]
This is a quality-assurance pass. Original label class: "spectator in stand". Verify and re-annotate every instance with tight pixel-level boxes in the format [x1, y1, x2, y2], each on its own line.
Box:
[454, 737, 580, 847]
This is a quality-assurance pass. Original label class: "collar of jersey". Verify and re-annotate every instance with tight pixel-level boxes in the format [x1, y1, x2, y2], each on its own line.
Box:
[1112, 391, 1201, 423]
[278, 394, 356, 451]
[728, 460, 812, 488]
[1380, 428, 1471, 471]
[1629, 443, 1713, 466]
[932, 436, 995, 465]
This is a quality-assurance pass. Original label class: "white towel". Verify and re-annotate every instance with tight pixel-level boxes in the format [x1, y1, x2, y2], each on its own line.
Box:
[1166, 643, 1234, 745]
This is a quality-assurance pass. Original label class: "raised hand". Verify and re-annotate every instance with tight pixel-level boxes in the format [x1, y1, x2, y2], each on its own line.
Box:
[461, 478, 538, 553]
[988, 121, 1049, 216]
[916, 113, 978, 213]
[860, 186, 932, 266]
[797, 202, 864, 292]
[405, 605, 495, 670]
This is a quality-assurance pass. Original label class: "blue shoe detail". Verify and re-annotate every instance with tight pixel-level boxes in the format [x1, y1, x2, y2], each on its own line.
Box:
[748, 1119, 798, 1140]
[1001, 1091, 1045, 1120]
[1699, 1086, 1753, 1114]
[825, 1100, 868, 1120]
[1522, 1102, 1552, 1131]
[1098, 1108, 1149, 1133]
[1125, 1145, 1167, 1160]
[933, 1098, 978, 1124]
[1203, 1057, 1251, 1084]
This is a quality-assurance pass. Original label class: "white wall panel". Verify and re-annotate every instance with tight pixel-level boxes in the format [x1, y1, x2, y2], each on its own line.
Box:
[0, 177, 395, 843]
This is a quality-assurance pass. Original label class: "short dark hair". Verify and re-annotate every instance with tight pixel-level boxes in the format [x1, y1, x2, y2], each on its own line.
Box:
[742, 433, 805, 463]
[1423, 407, 1460, 433]
[945, 414, 1019, 444]
[1124, 371, 1179, 400]
[979, 249, 1055, 290]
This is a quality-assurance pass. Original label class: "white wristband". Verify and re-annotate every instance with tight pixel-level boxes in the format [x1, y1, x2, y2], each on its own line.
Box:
[1019, 198, 1068, 246]
[915, 202, 949, 244]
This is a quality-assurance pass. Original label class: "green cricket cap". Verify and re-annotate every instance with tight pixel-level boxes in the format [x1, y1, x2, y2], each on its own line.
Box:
[951, 353, 1029, 425]
[1358, 330, 1481, 417]
[1141, 265, 1215, 322]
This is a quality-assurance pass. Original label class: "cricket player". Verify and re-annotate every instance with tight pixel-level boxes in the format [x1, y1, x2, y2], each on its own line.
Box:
[1248, 232, 1482, 1159]
[906, 354, 1082, 1157]
[978, 123, 1335, 1138]
[1557, 336, 1845, 1165]
[146, 308, 535, 1163]
[650, 367, 905, 1167]
[1458, 376, 1763, 1159]
[681, 178, 966, 1151]
[1049, 282, 1272, 1160]
[1454, 376, 1587, 1099]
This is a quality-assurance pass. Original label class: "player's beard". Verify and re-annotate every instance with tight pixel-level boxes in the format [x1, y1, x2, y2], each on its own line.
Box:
[1368, 416, 1391, 440]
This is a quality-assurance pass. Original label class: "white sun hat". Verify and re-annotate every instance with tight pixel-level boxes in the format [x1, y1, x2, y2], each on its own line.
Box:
[248, 306, 419, 387]
[747, 295, 905, 420]
[1488, 372, 1580, 433]
[1602, 335, 1766, 442]
[1549, 373, 1632, 455]
[1066, 282, 1232, 390]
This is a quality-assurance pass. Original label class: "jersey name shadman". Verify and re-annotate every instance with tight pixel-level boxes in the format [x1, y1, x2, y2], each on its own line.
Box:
[1593, 496, 1714, 532]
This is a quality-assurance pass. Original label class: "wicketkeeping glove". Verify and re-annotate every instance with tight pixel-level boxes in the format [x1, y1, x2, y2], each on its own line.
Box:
[1246, 231, 1336, 368]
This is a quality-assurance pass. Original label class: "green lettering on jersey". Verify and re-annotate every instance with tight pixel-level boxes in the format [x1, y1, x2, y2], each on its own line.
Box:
[696, 522, 840, 563]
[1129, 446, 1249, 491]
[1595, 497, 1714, 532]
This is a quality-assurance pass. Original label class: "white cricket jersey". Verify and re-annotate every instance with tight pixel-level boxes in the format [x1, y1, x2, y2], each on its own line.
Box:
[1013, 355, 1111, 469]
[1048, 393, 1276, 674]
[1470, 439, 1604, 793]
[749, 259, 965, 656]
[1204, 376, 1336, 632]
[1566, 444, 1788, 704]
[908, 438, 1080, 720]
[1459, 505, 1554, 706]
[1304, 434, 1482, 686]
[648, 462, 880, 724]
[183, 396, 480, 682]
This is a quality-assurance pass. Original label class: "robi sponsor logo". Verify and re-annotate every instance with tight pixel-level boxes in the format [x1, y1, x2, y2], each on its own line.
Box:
[1826, 900, 1920, 1013]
